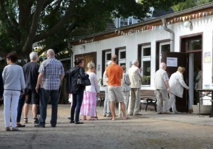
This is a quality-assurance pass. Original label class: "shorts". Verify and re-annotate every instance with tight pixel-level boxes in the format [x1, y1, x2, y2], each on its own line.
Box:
[108, 86, 124, 103]
[25, 89, 39, 104]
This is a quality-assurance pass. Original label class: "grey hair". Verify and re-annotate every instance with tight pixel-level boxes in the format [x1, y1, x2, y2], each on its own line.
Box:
[132, 59, 138, 65]
[47, 49, 55, 57]
[87, 61, 95, 69]
[29, 52, 38, 60]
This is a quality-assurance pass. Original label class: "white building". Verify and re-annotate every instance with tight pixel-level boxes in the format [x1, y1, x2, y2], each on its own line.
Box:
[71, 3, 213, 112]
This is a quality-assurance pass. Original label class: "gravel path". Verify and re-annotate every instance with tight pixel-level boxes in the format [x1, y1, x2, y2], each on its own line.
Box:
[0, 105, 213, 149]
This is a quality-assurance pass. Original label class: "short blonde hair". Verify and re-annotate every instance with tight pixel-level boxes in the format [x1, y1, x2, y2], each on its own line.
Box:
[87, 61, 95, 69]
[177, 66, 185, 74]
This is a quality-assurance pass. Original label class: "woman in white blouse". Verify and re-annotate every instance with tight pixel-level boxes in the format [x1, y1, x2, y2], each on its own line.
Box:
[80, 61, 100, 120]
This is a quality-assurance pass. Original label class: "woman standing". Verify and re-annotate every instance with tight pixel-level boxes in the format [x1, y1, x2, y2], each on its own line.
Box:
[67, 57, 88, 124]
[2, 52, 25, 131]
[80, 62, 100, 120]
[118, 65, 131, 117]
[168, 66, 189, 114]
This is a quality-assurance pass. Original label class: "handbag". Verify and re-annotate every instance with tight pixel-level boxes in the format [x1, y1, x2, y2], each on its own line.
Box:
[77, 73, 91, 86]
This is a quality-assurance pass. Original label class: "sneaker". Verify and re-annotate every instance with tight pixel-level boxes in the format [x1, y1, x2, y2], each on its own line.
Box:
[6, 127, 11, 131]
[12, 127, 20, 131]
[34, 118, 39, 124]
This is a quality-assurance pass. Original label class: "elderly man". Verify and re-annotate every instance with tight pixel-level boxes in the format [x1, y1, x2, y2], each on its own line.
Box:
[35, 49, 64, 127]
[22, 52, 40, 124]
[102, 61, 112, 117]
[106, 55, 127, 120]
[128, 60, 142, 116]
[154, 62, 170, 114]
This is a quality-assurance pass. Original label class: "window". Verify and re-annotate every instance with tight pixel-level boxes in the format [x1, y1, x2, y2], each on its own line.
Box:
[105, 51, 111, 68]
[115, 48, 126, 66]
[188, 39, 202, 51]
[141, 46, 151, 85]
[159, 42, 170, 65]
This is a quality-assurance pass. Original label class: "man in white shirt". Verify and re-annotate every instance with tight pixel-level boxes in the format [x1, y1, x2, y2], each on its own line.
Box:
[154, 62, 170, 114]
[128, 60, 142, 116]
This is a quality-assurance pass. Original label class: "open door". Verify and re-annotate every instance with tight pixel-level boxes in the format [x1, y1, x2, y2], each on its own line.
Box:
[162, 52, 188, 112]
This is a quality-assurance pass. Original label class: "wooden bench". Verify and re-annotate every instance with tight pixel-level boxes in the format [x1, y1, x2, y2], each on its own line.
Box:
[140, 90, 157, 112]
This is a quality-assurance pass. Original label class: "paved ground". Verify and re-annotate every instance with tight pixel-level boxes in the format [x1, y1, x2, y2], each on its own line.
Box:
[0, 104, 213, 149]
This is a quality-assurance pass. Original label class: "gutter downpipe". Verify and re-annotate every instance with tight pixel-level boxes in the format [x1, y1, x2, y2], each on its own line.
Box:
[161, 18, 174, 52]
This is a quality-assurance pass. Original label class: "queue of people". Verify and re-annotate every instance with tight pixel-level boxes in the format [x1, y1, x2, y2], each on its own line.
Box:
[1, 51, 191, 131]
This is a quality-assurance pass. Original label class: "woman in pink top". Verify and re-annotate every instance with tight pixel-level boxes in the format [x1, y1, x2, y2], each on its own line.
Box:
[80, 62, 100, 120]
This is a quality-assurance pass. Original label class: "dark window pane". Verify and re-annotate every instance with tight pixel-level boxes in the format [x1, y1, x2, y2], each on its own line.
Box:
[143, 47, 151, 56]
[106, 53, 111, 60]
[120, 51, 126, 59]
[142, 61, 151, 85]
[161, 44, 170, 53]
[188, 39, 202, 50]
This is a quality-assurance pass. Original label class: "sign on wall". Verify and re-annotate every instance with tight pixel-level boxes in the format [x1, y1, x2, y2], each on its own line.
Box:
[167, 57, 178, 67]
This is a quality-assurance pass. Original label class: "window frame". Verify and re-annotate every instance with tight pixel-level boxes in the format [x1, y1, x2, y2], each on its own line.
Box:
[141, 45, 151, 86]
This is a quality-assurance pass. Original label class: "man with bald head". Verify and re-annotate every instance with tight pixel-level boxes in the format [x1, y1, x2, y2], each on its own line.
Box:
[106, 55, 127, 120]
[154, 62, 170, 114]
[35, 49, 64, 127]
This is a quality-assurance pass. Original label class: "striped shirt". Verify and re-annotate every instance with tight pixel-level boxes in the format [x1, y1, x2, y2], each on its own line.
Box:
[39, 58, 64, 90]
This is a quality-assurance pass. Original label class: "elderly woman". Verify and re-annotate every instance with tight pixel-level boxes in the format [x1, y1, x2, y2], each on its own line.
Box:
[118, 65, 131, 117]
[67, 57, 88, 124]
[80, 61, 100, 120]
[168, 66, 189, 114]
[2, 52, 25, 131]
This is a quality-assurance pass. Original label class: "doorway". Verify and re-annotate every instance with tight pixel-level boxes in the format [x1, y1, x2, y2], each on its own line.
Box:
[181, 34, 202, 111]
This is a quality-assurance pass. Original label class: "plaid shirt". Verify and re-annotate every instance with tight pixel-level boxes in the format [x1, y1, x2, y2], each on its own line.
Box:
[39, 58, 64, 90]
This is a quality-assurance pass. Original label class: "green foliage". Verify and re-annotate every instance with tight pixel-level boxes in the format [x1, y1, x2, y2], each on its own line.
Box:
[173, 0, 213, 12]
[0, 0, 183, 57]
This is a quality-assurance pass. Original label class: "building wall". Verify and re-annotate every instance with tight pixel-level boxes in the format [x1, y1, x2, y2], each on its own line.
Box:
[73, 15, 213, 90]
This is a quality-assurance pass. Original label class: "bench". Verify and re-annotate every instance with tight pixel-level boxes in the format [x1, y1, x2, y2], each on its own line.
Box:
[140, 90, 157, 112]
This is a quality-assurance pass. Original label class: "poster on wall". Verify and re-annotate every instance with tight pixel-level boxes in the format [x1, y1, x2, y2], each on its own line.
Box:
[204, 51, 211, 63]
[166, 57, 177, 67]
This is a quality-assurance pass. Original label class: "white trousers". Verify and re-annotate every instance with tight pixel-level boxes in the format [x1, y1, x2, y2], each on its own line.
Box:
[168, 93, 178, 113]
[118, 92, 130, 116]
[128, 88, 140, 115]
[3, 90, 20, 128]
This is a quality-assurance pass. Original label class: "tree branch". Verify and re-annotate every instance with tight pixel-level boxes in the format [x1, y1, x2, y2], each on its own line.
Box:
[34, 0, 78, 42]
[23, 0, 48, 51]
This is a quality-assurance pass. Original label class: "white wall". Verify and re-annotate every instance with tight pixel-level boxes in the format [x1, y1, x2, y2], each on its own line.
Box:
[73, 15, 213, 90]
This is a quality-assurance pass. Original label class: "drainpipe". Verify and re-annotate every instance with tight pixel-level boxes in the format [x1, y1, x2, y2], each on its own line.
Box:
[161, 18, 175, 52]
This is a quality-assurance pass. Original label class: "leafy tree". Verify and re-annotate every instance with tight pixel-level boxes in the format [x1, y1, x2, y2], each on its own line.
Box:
[173, 0, 213, 12]
[0, 0, 183, 57]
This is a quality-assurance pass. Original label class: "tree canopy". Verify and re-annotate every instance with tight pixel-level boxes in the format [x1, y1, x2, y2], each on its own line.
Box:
[173, 0, 213, 12]
[0, 0, 184, 57]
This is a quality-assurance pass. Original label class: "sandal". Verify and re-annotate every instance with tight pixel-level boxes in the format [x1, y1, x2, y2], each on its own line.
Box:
[24, 118, 28, 124]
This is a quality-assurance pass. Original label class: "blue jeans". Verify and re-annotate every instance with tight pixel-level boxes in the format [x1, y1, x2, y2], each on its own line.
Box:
[71, 88, 84, 122]
[39, 88, 59, 126]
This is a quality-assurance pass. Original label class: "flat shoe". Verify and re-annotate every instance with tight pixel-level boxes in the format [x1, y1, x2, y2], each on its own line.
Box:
[12, 127, 20, 131]
[17, 124, 25, 127]
[70, 121, 75, 123]
[75, 121, 83, 124]
[6, 127, 11, 131]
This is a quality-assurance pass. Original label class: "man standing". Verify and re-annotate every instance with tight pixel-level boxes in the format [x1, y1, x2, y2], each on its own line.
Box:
[128, 60, 142, 116]
[154, 62, 170, 114]
[35, 49, 64, 127]
[23, 52, 40, 124]
[106, 55, 127, 120]
[102, 61, 112, 117]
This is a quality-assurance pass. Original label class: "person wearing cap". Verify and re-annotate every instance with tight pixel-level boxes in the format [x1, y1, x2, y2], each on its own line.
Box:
[128, 60, 142, 116]
[102, 61, 112, 117]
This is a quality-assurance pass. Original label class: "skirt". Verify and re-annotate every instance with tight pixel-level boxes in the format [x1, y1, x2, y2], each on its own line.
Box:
[80, 91, 97, 117]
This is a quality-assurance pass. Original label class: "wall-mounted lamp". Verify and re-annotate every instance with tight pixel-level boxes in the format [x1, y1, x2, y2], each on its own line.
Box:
[184, 21, 192, 29]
